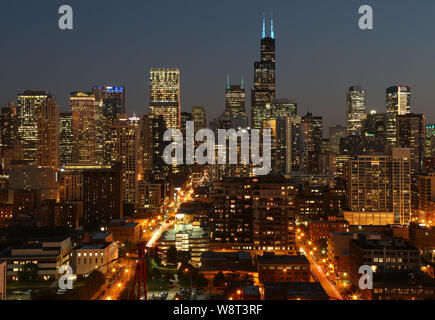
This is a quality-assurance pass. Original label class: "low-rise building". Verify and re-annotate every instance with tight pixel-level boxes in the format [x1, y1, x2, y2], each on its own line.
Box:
[0, 237, 71, 281]
[263, 282, 329, 300]
[70, 233, 118, 275]
[157, 222, 209, 266]
[367, 270, 435, 300]
[200, 251, 253, 271]
[108, 219, 141, 244]
[257, 252, 310, 283]
[308, 217, 349, 242]
[409, 223, 435, 259]
[349, 237, 421, 289]
[328, 232, 382, 282]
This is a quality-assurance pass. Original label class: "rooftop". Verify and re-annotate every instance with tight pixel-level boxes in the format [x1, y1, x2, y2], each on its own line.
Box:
[258, 253, 309, 265]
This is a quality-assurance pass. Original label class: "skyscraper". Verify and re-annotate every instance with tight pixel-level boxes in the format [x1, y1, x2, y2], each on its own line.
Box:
[226, 77, 246, 117]
[192, 106, 207, 131]
[17, 91, 55, 164]
[82, 163, 123, 230]
[211, 176, 296, 254]
[251, 15, 276, 129]
[396, 113, 426, 174]
[92, 85, 126, 116]
[268, 99, 297, 175]
[297, 113, 323, 173]
[59, 112, 73, 166]
[141, 114, 167, 177]
[111, 115, 142, 205]
[70, 92, 97, 163]
[386, 86, 411, 148]
[346, 85, 366, 136]
[329, 125, 347, 155]
[36, 96, 59, 168]
[349, 148, 411, 224]
[149, 68, 181, 130]
[425, 124, 435, 159]
[0, 101, 19, 170]
[92, 86, 126, 164]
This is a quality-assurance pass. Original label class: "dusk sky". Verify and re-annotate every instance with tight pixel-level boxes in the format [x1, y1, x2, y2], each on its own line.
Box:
[1, 0, 435, 133]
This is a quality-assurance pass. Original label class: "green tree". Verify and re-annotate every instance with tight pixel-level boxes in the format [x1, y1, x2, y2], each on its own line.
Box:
[18, 262, 39, 282]
[213, 271, 226, 287]
[177, 251, 191, 266]
[166, 246, 178, 264]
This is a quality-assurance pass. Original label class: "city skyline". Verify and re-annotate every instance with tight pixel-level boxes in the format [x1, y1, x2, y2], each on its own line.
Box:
[2, 0, 435, 133]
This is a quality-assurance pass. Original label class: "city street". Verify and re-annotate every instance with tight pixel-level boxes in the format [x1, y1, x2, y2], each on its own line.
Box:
[300, 246, 343, 300]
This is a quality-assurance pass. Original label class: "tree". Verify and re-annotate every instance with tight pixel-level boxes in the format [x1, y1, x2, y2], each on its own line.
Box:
[177, 251, 191, 266]
[18, 262, 39, 282]
[166, 246, 178, 264]
[213, 272, 226, 287]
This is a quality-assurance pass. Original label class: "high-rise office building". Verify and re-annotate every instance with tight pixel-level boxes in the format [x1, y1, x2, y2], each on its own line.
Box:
[329, 125, 347, 155]
[211, 176, 296, 254]
[363, 110, 387, 139]
[92, 85, 126, 115]
[192, 106, 207, 131]
[37, 96, 59, 168]
[70, 92, 97, 163]
[92, 85, 126, 165]
[297, 113, 322, 173]
[346, 85, 366, 136]
[215, 79, 247, 130]
[180, 112, 193, 134]
[226, 77, 246, 117]
[274, 115, 293, 175]
[396, 113, 426, 174]
[349, 148, 412, 224]
[386, 86, 411, 148]
[0, 101, 19, 170]
[251, 16, 276, 129]
[418, 173, 435, 225]
[111, 115, 142, 205]
[266, 99, 297, 175]
[82, 163, 123, 230]
[141, 114, 167, 176]
[17, 91, 55, 164]
[149, 68, 180, 130]
[59, 112, 73, 166]
[426, 124, 435, 159]
[270, 99, 297, 118]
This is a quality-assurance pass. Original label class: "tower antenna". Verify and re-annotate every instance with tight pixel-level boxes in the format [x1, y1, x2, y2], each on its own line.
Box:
[270, 12, 275, 39]
[262, 12, 266, 39]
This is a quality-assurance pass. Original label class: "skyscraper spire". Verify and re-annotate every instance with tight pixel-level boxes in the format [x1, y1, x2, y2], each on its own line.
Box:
[227, 74, 230, 89]
[270, 12, 275, 39]
[241, 75, 244, 89]
[262, 12, 266, 39]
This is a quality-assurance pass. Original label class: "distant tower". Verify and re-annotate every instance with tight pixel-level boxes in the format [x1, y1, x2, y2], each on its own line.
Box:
[346, 85, 366, 136]
[386, 86, 411, 149]
[251, 14, 276, 129]
[149, 68, 181, 130]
